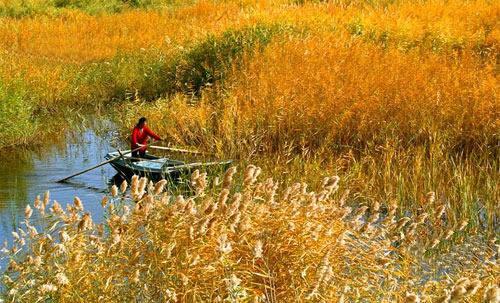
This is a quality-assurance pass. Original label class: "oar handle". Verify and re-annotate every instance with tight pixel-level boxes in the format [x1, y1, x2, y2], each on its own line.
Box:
[137, 144, 210, 155]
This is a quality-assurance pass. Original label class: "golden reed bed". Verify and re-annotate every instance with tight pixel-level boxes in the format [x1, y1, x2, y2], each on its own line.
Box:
[1, 166, 498, 302]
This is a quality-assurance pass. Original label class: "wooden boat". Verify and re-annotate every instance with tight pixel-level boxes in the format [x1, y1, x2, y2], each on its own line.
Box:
[105, 151, 232, 181]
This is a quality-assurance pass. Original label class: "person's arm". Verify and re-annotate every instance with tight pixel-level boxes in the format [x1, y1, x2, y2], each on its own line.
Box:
[144, 126, 162, 141]
[131, 128, 140, 148]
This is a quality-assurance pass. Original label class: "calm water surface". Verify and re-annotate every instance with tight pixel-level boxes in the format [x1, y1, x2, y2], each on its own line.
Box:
[0, 124, 124, 268]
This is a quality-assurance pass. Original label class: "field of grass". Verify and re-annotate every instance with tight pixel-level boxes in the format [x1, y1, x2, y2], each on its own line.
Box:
[0, 0, 497, 145]
[0, 0, 498, 301]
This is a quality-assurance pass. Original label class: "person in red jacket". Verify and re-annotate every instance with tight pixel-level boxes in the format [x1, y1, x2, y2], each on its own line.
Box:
[131, 117, 162, 159]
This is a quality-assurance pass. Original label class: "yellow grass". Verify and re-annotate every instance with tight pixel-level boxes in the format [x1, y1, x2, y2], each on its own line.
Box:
[122, 33, 498, 229]
[122, 34, 498, 152]
[0, 1, 498, 300]
[1, 167, 498, 302]
[0, 0, 497, 108]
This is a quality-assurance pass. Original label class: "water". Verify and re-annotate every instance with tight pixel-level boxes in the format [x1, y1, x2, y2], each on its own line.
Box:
[0, 124, 123, 264]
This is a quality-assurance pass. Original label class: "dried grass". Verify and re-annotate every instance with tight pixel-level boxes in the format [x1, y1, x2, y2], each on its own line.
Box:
[1, 167, 497, 302]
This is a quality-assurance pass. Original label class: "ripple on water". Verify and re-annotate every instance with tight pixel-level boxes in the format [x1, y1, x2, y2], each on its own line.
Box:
[0, 123, 124, 266]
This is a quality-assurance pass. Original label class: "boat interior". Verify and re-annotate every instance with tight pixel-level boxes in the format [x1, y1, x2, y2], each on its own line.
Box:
[107, 151, 185, 170]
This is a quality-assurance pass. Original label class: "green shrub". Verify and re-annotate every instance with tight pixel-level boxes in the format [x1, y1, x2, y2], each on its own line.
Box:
[62, 23, 298, 104]
[164, 23, 298, 95]
[0, 81, 36, 146]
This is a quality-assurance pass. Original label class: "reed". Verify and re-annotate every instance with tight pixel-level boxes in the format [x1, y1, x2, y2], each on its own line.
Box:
[122, 33, 498, 230]
[0, 167, 497, 301]
[0, 0, 497, 146]
[0, 2, 497, 299]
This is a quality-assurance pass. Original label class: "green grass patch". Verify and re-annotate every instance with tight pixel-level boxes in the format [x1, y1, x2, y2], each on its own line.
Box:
[0, 0, 196, 18]
[0, 80, 36, 146]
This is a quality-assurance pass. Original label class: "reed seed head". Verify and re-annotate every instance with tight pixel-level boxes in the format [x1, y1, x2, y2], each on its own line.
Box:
[120, 180, 128, 193]
[154, 179, 168, 195]
[74, 197, 84, 211]
[24, 205, 33, 219]
[111, 185, 119, 197]
[55, 272, 69, 286]
[405, 293, 420, 303]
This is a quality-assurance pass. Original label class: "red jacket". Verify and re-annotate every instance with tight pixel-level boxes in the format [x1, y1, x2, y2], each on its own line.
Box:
[131, 126, 161, 152]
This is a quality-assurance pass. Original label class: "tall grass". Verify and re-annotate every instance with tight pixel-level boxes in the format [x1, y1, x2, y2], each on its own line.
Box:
[0, 0, 498, 280]
[0, 167, 498, 301]
[120, 32, 498, 156]
[122, 33, 498, 230]
[0, 0, 497, 299]
[0, 0, 497, 146]
[163, 23, 298, 95]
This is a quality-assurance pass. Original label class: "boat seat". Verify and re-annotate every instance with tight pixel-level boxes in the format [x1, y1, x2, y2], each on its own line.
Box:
[134, 160, 165, 170]
[134, 158, 185, 170]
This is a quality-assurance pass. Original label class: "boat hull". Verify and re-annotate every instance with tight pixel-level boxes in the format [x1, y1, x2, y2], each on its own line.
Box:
[105, 151, 232, 182]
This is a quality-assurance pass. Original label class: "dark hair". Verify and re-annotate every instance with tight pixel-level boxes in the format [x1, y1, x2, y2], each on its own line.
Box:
[137, 117, 147, 127]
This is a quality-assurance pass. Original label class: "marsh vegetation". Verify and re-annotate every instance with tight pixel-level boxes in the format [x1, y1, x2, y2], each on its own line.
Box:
[0, 0, 498, 302]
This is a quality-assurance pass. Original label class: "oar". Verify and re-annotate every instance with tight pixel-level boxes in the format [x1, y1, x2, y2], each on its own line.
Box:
[137, 144, 211, 155]
[164, 160, 233, 173]
[56, 146, 143, 183]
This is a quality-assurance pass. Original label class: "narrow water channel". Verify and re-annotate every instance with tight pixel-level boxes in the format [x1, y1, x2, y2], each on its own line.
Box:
[0, 122, 123, 256]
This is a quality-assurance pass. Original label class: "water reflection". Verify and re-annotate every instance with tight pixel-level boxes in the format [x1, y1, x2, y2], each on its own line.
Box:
[0, 123, 123, 256]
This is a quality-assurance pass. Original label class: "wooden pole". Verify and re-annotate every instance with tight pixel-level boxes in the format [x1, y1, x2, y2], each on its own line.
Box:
[164, 160, 232, 173]
[138, 144, 209, 155]
[56, 146, 143, 183]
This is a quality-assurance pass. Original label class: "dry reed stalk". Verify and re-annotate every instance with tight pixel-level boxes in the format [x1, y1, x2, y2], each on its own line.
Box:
[1, 135, 497, 302]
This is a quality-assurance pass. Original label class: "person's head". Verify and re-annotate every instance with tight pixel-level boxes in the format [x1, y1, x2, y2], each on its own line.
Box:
[137, 117, 147, 128]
